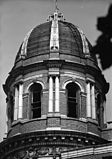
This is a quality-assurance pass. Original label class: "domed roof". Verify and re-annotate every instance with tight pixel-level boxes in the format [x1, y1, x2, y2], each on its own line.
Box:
[15, 10, 97, 65]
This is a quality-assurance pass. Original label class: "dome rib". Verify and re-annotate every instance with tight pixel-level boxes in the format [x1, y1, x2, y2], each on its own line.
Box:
[20, 28, 34, 58]
[77, 27, 90, 55]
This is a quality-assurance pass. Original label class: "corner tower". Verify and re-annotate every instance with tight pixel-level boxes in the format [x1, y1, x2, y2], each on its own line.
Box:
[0, 7, 109, 159]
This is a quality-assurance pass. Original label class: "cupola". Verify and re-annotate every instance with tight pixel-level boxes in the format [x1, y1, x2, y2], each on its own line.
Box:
[1, 4, 109, 159]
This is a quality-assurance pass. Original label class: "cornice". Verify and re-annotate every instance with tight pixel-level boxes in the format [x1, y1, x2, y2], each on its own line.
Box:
[0, 130, 108, 158]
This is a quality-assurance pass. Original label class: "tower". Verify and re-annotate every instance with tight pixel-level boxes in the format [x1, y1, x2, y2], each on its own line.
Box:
[0, 5, 111, 159]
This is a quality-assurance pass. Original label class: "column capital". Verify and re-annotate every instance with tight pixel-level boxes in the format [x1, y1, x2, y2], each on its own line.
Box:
[14, 80, 23, 87]
[86, 78, 95, 84]
[48, 74, 60, 80]
[80, 91, 86, 96]
[48, 68, 60, 76]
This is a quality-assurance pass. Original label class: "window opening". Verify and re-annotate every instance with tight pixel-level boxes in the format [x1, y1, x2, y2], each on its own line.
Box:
[96, 94, 101, 126]
[10, 95, 14, 122]
[66, 82, 80, 118]
[30, 83, 42, 119]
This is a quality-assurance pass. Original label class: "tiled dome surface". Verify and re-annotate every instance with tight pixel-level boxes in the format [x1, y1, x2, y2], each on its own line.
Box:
[15, 20, 96, 63]
[59, 21, 83, 56]
[27, 22, 52, 58]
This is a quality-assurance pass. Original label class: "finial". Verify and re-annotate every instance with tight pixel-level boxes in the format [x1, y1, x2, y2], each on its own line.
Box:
[55, 0, 59, 12]
[47, 0, 65, 21]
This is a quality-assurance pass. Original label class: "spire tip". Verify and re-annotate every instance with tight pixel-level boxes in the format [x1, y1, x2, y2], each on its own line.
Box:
[47, 0, 65, 22]
[55, 0, 59, 11]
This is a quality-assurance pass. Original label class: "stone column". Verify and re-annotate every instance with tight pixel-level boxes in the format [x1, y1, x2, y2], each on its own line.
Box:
[14, 86, 19, 120]
[48, 76, 53, 112]
[18, 84, 23, 119]
[86, 82, 91, 118]
[55, 76, 59, 112]
[91, 85, 96, 119]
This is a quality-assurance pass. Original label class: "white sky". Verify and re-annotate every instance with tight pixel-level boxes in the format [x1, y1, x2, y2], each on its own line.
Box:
[0, 0, 112, 142]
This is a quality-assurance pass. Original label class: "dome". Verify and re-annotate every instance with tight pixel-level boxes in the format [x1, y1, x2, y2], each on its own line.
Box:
[1, 8, 110, 159]
[14, 10, 97, 66]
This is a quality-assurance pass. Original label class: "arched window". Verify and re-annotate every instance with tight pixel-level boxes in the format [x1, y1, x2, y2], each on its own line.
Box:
[7, 94, 14, 123]
[10, 95, 14, 122]
[96, 93, 101, 126]
[66, 82, 80, 118]
[29, 83, 42, 119]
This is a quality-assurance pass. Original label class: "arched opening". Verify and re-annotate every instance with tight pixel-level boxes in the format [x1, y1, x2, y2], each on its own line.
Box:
[96, 93, 101, 126]
[10, 95, 14, 122]
[7, 94, 14, 123]
[66, 82, 80, 118]
[29, 83, 42, 119]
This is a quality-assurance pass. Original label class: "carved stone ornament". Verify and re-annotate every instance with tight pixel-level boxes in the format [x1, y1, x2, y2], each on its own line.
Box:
[5, 146, 69, 159]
